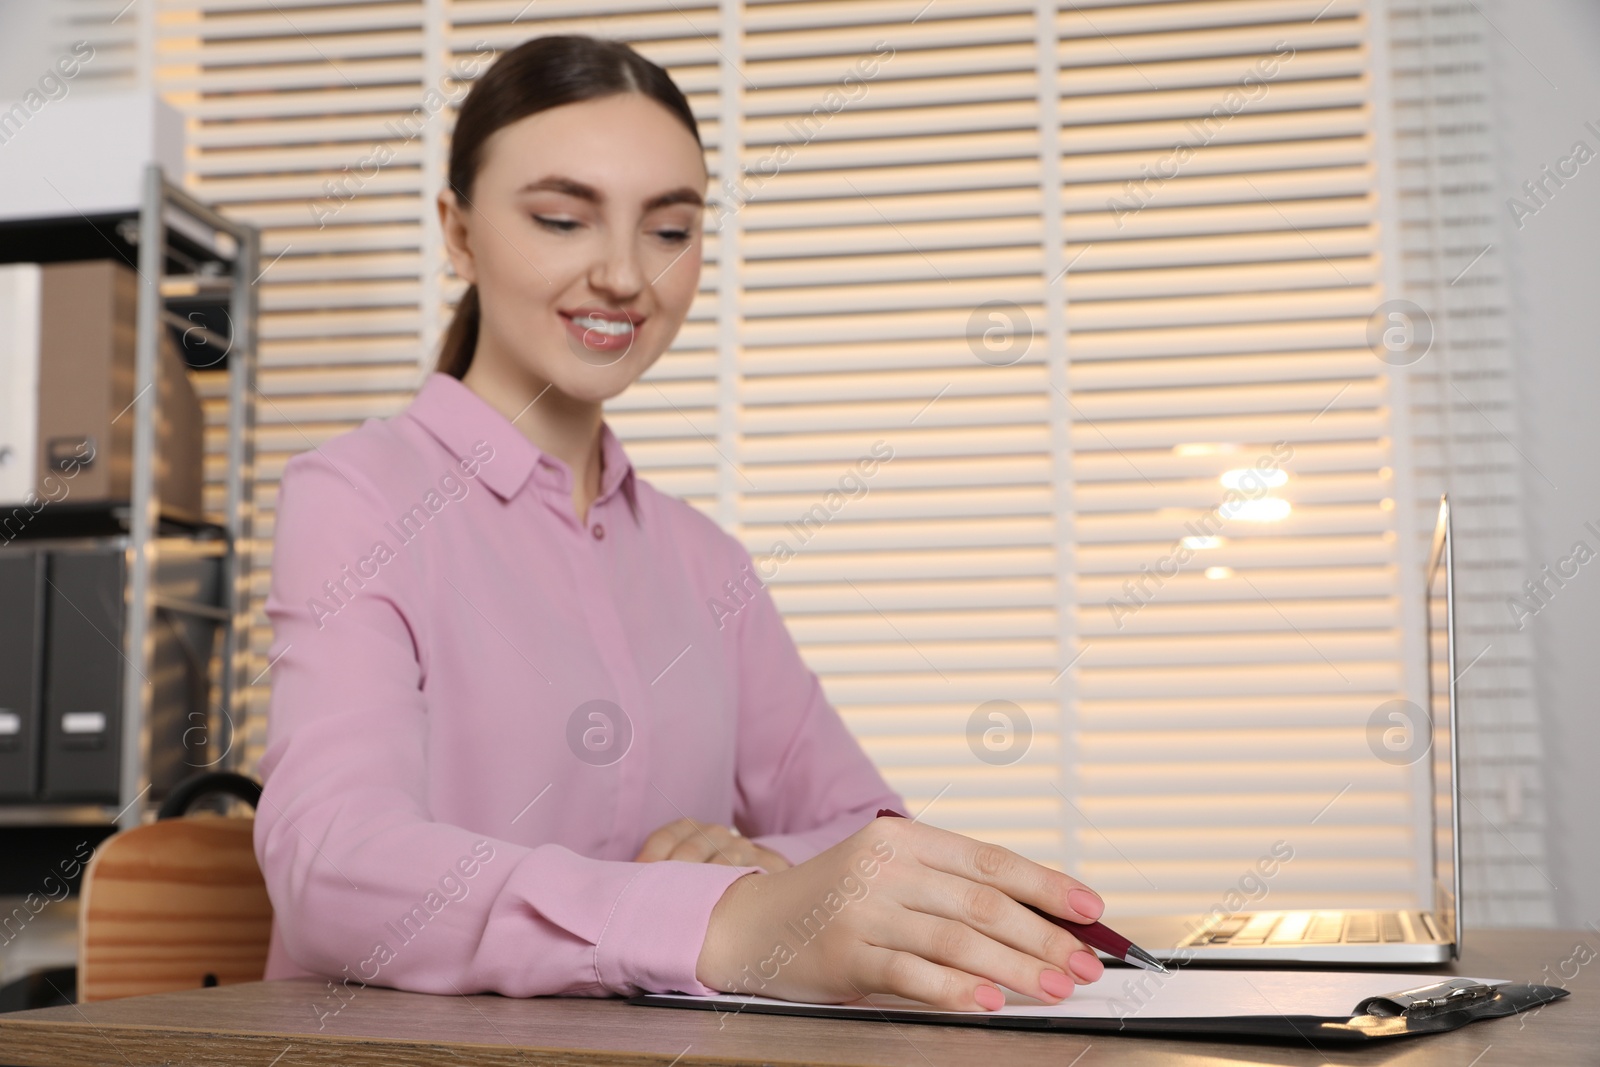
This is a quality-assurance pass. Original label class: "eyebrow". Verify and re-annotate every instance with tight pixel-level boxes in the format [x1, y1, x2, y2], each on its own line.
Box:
[517, 176, 705, 212]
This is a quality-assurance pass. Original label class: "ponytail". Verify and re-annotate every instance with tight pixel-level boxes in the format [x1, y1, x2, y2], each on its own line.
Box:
[436, 284, 480, 379]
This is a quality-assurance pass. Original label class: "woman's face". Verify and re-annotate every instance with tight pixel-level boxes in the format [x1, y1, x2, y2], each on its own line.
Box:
[440, 92, 707, 403]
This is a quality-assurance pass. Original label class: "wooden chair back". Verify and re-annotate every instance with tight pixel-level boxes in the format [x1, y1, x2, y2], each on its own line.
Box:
[77, 815, 272, 1003]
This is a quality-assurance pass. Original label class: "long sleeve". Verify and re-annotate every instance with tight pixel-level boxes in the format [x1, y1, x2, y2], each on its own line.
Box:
[725, 542, 907, 866]
[254, 449, 758, 998]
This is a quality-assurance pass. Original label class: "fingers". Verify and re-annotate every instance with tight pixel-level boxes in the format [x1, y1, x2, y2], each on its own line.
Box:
[662, 821, 753, 866]
[873, 909, 1078, 1005]
[900, 867, 1101, 984]
[858, 944, 1007, 1013]
[667, 830, 733, 864]
[887, 819, 1104, 924]
[637, 818, 773, 867]
[633, 818, 699, 862]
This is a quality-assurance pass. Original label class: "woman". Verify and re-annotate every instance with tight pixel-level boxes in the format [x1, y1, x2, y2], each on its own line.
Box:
[256, 34, 1106, 1013]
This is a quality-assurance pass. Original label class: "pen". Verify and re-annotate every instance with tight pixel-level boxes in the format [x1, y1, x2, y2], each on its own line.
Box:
[876, 808, 1170, 974]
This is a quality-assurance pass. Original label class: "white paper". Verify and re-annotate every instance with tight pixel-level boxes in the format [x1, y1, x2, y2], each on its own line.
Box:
[653, 971, 1505, 1021]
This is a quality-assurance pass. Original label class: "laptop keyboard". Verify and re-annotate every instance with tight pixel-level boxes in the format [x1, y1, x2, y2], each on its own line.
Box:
[1187, 911, 1421, 946]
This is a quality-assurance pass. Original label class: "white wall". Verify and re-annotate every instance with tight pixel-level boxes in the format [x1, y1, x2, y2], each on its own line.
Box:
[1492, 0, 1600, 928]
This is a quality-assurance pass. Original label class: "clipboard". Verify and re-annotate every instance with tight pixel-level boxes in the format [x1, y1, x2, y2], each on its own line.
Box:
[630, 972, 1570, 1043]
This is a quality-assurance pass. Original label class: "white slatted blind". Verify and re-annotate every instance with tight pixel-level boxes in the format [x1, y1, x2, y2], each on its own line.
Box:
[1382, 0, 1553, 923]
[0, 2, 141, 94]
[139, 0, 1513, 918]
[1061, 0, 1414, 913]
[736, 3, 1065, 863]
[156, 0, 434, 762]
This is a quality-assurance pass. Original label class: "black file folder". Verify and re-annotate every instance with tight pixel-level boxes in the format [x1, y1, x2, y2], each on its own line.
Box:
[632, 974, 1569, 1044]
[40, 547, 126, 803]
[0, 549, 46, 801]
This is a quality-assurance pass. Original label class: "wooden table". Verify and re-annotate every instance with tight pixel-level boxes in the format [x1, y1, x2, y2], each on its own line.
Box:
[0, 929, 1591, 1066]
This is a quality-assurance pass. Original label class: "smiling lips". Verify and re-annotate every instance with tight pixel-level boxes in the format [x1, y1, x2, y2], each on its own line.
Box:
[562, 308, 641, 353]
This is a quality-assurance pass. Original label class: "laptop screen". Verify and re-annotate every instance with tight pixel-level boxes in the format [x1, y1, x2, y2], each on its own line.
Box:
[1424, 496, 1461, 953]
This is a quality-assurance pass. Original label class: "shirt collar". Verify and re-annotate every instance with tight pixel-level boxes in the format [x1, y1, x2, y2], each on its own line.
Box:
[595, 417, 641, 521]
[405, 372, 638, 520]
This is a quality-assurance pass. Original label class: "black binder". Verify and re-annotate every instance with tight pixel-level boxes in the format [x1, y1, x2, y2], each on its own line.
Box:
[632, 976, 1569, 1044]
[40, 546, 126, 803]
[0, 549, 46, 800]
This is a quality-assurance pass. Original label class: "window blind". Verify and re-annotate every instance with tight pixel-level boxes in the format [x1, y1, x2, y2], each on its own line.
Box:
[1382, 0, 1553, 924]
[133, 0, 1544, 919]
[734, 2, 1067, 865]
[156, 0, 435, 761]
[1059, 0, 1414, 914]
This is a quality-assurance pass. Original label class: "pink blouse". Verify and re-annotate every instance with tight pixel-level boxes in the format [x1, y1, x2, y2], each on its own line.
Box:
[254, 371, 903, 1000]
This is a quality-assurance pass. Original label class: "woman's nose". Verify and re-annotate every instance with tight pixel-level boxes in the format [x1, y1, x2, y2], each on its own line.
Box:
[589, 234, 645, 299]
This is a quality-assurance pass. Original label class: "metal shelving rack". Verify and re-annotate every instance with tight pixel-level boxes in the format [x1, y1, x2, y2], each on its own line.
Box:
[120, 164, 259, 830]
[0, 164, 259, 832]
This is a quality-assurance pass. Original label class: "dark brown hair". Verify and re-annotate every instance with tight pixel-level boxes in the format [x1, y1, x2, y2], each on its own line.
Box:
[436, 35, 702, 379]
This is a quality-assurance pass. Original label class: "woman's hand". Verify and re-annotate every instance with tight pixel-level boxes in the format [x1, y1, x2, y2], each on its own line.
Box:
[694, 815, 1106, 1011]
[634, 817, 792, 872]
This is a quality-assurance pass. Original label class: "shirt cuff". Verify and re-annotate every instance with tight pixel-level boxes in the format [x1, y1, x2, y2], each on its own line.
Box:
[594, 859, 761, 996]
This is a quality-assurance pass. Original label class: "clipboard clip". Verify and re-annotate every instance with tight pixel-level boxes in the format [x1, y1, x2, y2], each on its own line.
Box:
[1356, 977, 1496, 1017]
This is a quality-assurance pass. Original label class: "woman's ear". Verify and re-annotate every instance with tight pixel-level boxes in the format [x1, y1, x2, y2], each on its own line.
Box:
[438, 189, 477, 285]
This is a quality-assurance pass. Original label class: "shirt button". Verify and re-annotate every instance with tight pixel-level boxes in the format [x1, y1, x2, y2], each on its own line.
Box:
[591, 523, 605, 540]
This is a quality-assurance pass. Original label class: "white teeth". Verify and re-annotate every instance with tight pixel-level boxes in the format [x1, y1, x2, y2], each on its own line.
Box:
[573, 315, 634, 335]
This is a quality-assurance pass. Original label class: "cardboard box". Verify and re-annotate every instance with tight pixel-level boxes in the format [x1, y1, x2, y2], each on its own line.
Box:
[1, 259, 204, 519]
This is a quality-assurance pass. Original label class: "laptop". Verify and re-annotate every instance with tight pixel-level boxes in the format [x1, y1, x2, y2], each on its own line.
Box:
[1116, 495, 1461, 965]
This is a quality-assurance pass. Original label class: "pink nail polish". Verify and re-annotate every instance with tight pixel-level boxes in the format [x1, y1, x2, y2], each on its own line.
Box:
[1038, 969, 1074, 999]
[1069, 949, 1105, 983]
[1067, 887, 1104, 920]
[974, 985, 1005, 1011]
